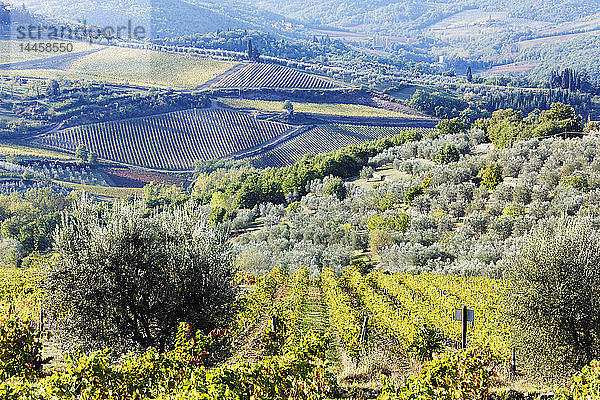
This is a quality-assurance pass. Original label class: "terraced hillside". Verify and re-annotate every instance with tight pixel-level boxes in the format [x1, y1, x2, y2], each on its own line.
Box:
[247, 124, 435, 168]
[39, 108, 293, 170]
[211, 63, 338, 89]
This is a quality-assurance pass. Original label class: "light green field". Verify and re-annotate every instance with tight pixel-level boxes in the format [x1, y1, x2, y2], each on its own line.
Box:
[0, 40, 103, 64]
[0, 143, 74, 159]
[0, 45, 238, 89]
[350, 164, 411, 189]
[218, 98, 413, 118]
[68, 47, 238, 88]
[54, 180, 143, 199]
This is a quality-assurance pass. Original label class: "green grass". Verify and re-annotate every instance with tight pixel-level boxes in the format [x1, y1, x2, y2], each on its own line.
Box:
[68, 47, 238, 89]
[385, 85, 435, 101]
[53, 180, 143, 199]
[299, 286, 330, 335]
[218, 98, 414, 118]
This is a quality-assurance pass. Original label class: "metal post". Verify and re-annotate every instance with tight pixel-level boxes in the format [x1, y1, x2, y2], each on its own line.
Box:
[462, 305, 468, 349]
[359, 316, 369, 344]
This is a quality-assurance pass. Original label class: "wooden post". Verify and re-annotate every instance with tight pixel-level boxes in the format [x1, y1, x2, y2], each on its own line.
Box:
[356, 316, 369, 367]
[39, 305, 45, 332]
[511, 348, 517, 375]
[462, 305, 468, 349]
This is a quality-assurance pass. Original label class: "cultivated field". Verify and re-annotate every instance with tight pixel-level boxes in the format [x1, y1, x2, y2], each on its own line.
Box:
[228, 266, 508, 384]
[427, 9, 549, 40]
[248, 124, 434, 168]
[0, 143, 74, 160]
[39, 108, 294, 170]
[0, 45, 238, 89]
[0, 40, 104, 65]
[68, 47, 238, 88]
[219, 98, 414, 118]
[211, 63, 338, 89]
[516, 30, 600, 50]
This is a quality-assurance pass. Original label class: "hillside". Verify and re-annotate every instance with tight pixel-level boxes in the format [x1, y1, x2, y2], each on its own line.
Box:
[210, 63, 341, 89]
[2, 2, 600, 398]
[0, 45, 239, 89]
[38, 108, 295, 170]
[248, 124, 434, 168]
[244, 0, 599, 33]
[7, 0, 301, 38]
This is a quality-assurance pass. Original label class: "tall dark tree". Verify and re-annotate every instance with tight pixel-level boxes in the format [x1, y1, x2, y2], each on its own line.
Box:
[247, 39, 253, 60]
[466, 66, 473, 82]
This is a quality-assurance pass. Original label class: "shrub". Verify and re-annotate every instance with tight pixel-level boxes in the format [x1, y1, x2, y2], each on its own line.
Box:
[0, 239, 23, 267]
[436, 118, 467, 136]
[584, 121, 599, 133]
[479, 163, 503, 190]
[324, 177, 347, 200]
[369, 229, 393, 255]
[367, 213, 410, 232]
[360, 166, 374, 179]
[434, 144, 460, 164]
[408, 325, 443, 361]
[559, 174, 589, 193]
[404, 185, 424, 205]
[39, 322, 223, 399]
[560, 359, 600, 400]
[0, 316, 48, 380]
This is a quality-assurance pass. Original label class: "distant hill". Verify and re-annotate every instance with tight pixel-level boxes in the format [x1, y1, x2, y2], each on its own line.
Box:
[5, 0, 302, 38]
[243, 0, 600, 34]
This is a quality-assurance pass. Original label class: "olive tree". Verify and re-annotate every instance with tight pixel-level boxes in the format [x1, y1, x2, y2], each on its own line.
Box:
[46, 197, 237, 353]
[506, 216, 600, 382]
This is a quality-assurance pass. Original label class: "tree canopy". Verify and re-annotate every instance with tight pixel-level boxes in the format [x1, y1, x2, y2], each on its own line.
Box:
[46, 196, 237, 353]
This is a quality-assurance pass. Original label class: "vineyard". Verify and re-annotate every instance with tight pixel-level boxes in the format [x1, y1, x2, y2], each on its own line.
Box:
[0, 265, 42, 322]
[2, 262, 507, 372]
[0, 45, 238, 89]
[226, 266, 510, 385]
[0, 260, 536, 397]
[248, 124, 435, 168]
[39, 108, 294, 170]
[210, 63, 339, 89]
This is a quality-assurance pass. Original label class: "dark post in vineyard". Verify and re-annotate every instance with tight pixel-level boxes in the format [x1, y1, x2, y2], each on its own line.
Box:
[454, 306, 473, 349]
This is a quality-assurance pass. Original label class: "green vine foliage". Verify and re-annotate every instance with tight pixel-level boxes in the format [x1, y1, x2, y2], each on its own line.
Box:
[0, 317, 48, 381]
[378, 348, 500, 400]
[0, 322, 336, 400]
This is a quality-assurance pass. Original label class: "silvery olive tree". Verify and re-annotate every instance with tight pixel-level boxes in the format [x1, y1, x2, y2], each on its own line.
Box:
[506, 216, 600, 382]
[46, 196, 236, 353]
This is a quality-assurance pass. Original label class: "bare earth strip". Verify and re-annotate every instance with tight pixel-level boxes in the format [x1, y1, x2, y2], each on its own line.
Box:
[0, 47, 106, 70]
[226, 284, 290, 365]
